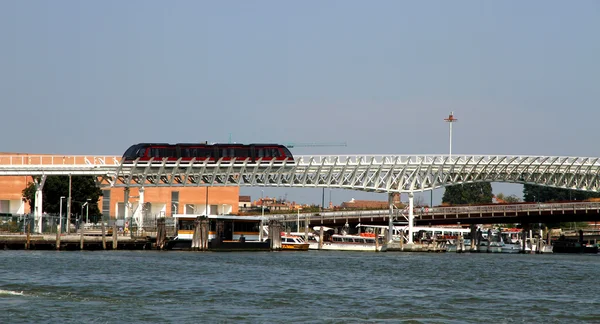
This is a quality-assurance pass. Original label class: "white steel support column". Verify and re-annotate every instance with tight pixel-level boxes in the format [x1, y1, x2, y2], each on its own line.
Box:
[133, 187, 145, 227]
[34, 176, 47, 234]
[408, 192, 414, 244]
[17, 199, 25, 214]
[388, 193, 394, 242]
[123, 187, 130, 221]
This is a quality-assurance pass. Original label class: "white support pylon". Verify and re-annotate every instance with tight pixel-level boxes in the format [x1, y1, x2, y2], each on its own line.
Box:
[407, 192, 414, 244]
[123, 187, 130, 222]
[133, 187, 145, 228]
[34, 176, 47, 234]
[388, 192, 395, 243]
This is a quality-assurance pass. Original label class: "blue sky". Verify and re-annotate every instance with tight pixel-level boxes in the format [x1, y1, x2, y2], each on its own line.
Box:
[1, 1, 599, 205]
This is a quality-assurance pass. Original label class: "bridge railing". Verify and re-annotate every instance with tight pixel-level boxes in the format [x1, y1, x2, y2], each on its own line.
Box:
[264, 202, 600, 225]
[419, 202, 600, 218]
[0, 155, 121, 166]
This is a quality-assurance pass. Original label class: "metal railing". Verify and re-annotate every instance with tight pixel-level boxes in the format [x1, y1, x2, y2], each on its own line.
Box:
[0, 155, 121, 166]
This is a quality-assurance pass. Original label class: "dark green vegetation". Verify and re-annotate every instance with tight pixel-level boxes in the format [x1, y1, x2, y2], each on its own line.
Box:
[22, 176, 102, 222]
[442, 183, 493, 205]
[522, 184, 600, 202]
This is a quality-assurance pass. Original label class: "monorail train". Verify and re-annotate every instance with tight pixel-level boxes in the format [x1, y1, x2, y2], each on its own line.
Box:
[122, 143, 294, 163]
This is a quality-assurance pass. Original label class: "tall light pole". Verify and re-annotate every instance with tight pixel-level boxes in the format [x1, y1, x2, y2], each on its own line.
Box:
[261, 190, 264, 218]
[444, 111, 458, 158]
[297, 207, 302, 232]
[59, 196, 65, 233]
[86, 199, 90, 223]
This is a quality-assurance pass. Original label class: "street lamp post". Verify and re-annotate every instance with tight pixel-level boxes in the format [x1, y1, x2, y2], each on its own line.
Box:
[82, 199, 90, 224]
[86, 199, 90, 223]
[59, 196, 65, 233]
[297, 208, 302, 232]
[444, 112, 458, 159]
[261, 190, 265, 218]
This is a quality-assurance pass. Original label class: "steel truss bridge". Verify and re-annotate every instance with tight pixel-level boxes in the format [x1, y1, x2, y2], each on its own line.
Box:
[3, 154, 600, 240]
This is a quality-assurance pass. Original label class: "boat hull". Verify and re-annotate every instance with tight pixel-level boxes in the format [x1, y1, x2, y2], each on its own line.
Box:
[281, 243, 310, 251]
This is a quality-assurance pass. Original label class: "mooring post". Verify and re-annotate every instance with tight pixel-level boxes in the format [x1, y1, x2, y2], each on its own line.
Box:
[192, 216, 202, 251]
[304, 214, 309, 243]
[271, 221, 282, 250]
[112, 222, 118, 250]
[200, 218, 209, 251]
[318, 226, 324, 250]
[375, 228, 380, 252]
[80, 222, 85, 251]
[25, 222, 30, 250]
[55, 224, 61, 251]
[470, 224, 476, 252]
[156, 218, 166, 250]
[101, 219, 107, 250]
[521, 225, 527, 253]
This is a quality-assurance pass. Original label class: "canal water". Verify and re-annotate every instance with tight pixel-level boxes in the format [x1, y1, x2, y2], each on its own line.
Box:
[1, 250, 599, 323]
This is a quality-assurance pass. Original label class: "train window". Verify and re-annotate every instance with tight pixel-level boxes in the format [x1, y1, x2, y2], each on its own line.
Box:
[163, 148, 176, 157]
[271, 148, 280, 157]
[180, 147, 192, 158]
[221, 148, 235, 157]
[136, 148, 147, 157]
[198, 148, 212, 158]
[235, 148, 249, 158]
[257, 148, 264, 158]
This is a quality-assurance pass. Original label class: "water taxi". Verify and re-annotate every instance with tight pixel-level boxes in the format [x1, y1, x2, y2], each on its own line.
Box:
[280, 234, 310, 251]
[311, 226, 386, 252]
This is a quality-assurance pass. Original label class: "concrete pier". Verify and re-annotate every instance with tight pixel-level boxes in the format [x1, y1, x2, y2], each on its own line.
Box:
[0, 234, 150, 250]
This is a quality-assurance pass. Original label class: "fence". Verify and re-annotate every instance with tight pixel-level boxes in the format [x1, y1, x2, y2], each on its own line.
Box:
[0, 213, 176, 238]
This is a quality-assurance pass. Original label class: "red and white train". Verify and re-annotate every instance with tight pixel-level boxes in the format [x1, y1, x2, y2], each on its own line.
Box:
[122, 143, 294, 163]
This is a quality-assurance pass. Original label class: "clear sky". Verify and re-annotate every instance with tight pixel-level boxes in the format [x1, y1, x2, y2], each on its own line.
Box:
[1, 1, 599, 206]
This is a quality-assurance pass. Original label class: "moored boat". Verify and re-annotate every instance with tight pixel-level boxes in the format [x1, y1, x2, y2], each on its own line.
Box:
[280, 234, 310, 251]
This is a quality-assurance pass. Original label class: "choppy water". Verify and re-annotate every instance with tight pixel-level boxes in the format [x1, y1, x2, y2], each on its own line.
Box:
[1, 250, 599, 323]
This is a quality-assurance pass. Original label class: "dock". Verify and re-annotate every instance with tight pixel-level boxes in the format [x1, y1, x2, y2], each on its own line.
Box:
[0, 233, 151, 250]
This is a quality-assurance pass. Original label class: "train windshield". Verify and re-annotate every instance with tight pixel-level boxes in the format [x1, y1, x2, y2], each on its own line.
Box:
[123, 145, 141, 158]
[282, 146, 293, 159]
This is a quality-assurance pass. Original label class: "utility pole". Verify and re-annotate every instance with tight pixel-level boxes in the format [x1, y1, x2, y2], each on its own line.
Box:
[67, 175, 72, 234]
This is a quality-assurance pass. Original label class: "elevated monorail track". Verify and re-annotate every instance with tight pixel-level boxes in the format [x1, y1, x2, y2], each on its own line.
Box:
[3, 154, 600, 193]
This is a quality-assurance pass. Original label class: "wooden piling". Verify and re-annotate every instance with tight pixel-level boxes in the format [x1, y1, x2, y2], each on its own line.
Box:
[268, 220, 282, 250]
[156, 218, 166, 250]
[375, 228, 380, 252]
[200, 218, 209, 251]
[399, 229, 404, 250]
[470, 224, 476, 252]
[192, 216, 202, 251]
[521, 225, 527, 253]
[112, 223, 118, 250]
[80, 225, 85, 250]
[318, 226, 324, 250]
[304, 214, 309, 243]
[56, 224, 61, 251]
[101, 221, 107, 250]
[25, 223, 30, 250]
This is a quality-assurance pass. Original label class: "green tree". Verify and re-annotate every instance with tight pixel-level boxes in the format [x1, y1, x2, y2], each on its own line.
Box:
[442, 182, 493, 205]
[22, 176, 102, 222]
[522, 184, 600, 202]
[495, 193, 521, 203]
